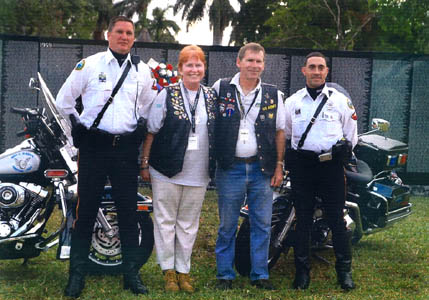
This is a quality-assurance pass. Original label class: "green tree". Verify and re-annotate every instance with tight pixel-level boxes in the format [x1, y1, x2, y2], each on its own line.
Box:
[0, 0, 154, 41]
[173, 0, 236, 45]
[142, 6, 180, 43]
[253, 0, 427, 54]
[90, 0, 152, 40]
[229, 0, 277, 45]
[0, 0, 96, 38]
[364, 0, 429, 53]
[262, 0, 376, 50]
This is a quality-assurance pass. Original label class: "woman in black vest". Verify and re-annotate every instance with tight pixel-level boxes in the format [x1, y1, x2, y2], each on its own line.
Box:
[140, 45, 216, 293]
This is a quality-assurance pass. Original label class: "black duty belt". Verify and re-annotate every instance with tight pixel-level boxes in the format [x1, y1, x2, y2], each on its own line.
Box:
[87, 128, 138, 147]
[292, 149, 320, 161]
[234, 156, 258, 163]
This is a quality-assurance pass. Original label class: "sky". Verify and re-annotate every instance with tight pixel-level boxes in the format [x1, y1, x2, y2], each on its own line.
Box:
[146, 0, 240, 46]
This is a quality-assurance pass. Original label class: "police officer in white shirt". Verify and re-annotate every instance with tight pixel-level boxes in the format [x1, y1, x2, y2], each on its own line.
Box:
[284, 52, 357, 291]
[56, 16, 156, 298]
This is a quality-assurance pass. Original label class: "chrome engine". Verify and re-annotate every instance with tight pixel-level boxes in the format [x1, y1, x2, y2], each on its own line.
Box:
[0, 182, 48, 238]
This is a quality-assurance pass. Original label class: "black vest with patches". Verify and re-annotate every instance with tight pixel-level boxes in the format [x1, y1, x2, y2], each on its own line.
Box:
[215, 78, 279, 176]
[149, 84, 217, 178]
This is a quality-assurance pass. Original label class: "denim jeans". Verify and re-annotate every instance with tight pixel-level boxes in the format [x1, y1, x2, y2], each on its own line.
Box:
[215, 161, 273, 281]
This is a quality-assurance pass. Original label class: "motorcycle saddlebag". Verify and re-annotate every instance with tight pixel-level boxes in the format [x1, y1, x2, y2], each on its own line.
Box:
[355, 134, 408, 174]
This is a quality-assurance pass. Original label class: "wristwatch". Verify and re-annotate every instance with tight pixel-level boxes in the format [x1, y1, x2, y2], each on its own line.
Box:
[141, 156, 149, 170]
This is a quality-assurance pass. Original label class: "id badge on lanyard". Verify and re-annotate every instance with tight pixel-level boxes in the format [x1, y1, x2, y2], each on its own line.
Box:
[239, 128, 250, 143]
[187, 135, 199, 151]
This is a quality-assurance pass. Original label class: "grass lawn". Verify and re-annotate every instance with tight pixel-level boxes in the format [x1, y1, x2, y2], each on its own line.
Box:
[0, 190, 427, 300]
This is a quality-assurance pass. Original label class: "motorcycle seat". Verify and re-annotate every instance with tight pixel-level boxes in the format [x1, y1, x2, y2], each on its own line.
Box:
[345, 159, 373, 185]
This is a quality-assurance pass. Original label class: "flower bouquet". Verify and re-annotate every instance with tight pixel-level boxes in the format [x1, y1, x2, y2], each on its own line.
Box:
[147, 58, 180, 91]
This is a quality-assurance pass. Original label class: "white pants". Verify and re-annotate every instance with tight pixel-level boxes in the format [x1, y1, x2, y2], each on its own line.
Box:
[152, 177, 206, 273]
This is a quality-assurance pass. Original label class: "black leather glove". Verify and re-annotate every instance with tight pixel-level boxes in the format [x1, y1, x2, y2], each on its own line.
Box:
[69, 114, 87, 148]
[332, 138, 353, 165]
[134, 117, 147, 143]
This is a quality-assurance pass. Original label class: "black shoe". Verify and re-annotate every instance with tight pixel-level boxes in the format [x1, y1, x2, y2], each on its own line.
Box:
[337, 272, 355, 291]
[293, 271, 310, 290]
[64, 274, 85, 298]
[250, 279, 276, 290]
[216, 279, 233, 290]
[124, 274, 149, 295]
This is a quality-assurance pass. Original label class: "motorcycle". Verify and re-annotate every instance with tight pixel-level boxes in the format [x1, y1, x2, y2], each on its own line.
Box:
[0, 73, 154, 274]
[234, 118, 412, 276]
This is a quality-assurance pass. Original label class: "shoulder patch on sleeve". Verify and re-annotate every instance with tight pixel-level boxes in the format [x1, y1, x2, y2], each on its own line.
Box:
[346, 98, 354, 110]
[75, 60, 85, 71]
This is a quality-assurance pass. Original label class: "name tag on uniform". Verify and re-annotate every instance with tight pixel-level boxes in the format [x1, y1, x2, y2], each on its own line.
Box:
[187, 135, 199, 151]
[239, 128, 250, 143]
[103, 81, 113, 91]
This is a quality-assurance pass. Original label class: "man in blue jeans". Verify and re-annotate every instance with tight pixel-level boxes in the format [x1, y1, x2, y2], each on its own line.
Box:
[212, 42, 285, 290]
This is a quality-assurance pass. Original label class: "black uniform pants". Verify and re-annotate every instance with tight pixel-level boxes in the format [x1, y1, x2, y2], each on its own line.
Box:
[71, 136, 140, 264]
[289, 150, 351, 267]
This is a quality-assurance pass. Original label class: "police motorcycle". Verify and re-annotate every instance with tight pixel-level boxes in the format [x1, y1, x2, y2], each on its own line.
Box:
[0, 73, 154, 274]
[234, 113, 412, 276]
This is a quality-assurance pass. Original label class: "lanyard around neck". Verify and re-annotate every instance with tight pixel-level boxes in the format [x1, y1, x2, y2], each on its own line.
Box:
[235, 87, 260, 121]
[183, 83, 201, 133]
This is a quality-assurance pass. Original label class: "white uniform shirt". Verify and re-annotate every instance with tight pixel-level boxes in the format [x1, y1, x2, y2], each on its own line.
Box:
[284, 85, 358, 153]
[56, 49, 157, 134]
[147, 84, 210, 187]
[212, 73, 286, 158]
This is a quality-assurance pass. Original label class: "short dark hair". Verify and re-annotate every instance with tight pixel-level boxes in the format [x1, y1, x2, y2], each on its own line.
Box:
[238, 42, 265, 61]
[108, 16, 135, 32]
[304, 52, 327, 66]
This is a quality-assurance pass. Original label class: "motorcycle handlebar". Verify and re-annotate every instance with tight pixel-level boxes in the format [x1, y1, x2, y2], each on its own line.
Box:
[16, 129, 27, 137]
[10, 107, 39, 116]
[10, 107, 28, 114]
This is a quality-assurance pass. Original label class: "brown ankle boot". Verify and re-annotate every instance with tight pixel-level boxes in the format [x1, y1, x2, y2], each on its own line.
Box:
[164, 269, 180, 292]
[178, 273, 194, 293]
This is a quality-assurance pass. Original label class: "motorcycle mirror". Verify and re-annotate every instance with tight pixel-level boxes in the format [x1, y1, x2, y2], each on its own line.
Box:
[371, 118, 390, 132]
[29, 78, 40, 91]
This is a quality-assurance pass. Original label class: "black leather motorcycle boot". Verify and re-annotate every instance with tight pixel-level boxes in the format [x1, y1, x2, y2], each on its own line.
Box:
[334, 236, 355, 290]
[122, 249, 148, 295]
[293, 234, 311, 290]
[64, 242, 88, 298]
[293, 254, 311, 289]
[335, 254, 355, 290]
[123, 263, 149, 295]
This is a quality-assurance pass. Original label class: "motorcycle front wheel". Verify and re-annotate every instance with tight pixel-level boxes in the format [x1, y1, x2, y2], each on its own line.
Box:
[86, 212, 154, 275]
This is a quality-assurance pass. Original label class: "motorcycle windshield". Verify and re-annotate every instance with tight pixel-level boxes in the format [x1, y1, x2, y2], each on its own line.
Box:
[37, 72, 74, 146]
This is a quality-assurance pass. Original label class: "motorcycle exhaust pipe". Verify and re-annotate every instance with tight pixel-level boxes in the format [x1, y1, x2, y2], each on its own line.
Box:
[273, 206, 296, 248]
[10, 208, 42, 237]
[345, 201, 363, 243]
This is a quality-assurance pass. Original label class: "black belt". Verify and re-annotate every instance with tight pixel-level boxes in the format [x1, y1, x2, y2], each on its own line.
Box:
[87, 129, 139, 147]
[234, 156, 258, 163]
[292, 149, 320, 160]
